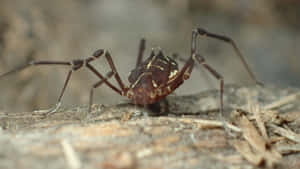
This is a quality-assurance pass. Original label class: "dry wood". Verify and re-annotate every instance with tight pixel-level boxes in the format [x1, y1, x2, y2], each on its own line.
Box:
[232, 140, 264, 165]
[269, 124, 300, 144]
[263, 92, 300, 110]
[237, 114, 282, 167]
[158, 116, 241, 132]
[1, 85, 300, 169]
[61, 139, 82, 169]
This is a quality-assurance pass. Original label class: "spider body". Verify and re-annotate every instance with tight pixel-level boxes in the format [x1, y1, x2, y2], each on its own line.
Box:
[0, 28, 261, 115]
[127, 51, 180, 105]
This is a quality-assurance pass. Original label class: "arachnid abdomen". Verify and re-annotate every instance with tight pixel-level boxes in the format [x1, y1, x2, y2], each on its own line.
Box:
[127, 51, 180, 104]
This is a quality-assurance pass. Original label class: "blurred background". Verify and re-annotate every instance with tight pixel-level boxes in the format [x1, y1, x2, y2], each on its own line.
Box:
[0, 0, 300, 112]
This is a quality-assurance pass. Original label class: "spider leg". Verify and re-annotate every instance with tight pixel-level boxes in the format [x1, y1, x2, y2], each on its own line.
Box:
[194, 54, 240, 134]
[194, 27, 262, 86]
[34, 70, 72, 115]
[173, 53, 224, 115]
[85, 62, 122, 95]
[171, 53, 214, 88]
[88, 71, 114, 114]
[166, 52, 227, 134]
[0, 49, 125, 115]
[189, 29, 225, 120]
[136, 38, 146, 68]
[0, 60, 76, 115]
[194, 54, 224, 115]
[100, 51, 128, 93]
[0, 61, 71, 78]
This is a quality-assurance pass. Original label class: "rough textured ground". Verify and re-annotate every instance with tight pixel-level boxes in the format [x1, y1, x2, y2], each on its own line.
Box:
[0, 84, 300, 169]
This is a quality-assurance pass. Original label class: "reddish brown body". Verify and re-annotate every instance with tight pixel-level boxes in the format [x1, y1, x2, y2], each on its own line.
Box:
[126, 51, 182, 105]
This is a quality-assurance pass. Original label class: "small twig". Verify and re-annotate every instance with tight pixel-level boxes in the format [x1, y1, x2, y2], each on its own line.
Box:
[252, 103, 268, 139]
[237, 114, 281, 167]
[0, 112, 45, 118]
[239, 115, 267, 152]
[232, 140, 264, 165]
[158, 116, 241, 133]
[269, 124, 300, 144]
[276, 144, 300, 155]
[61, 139, 82, 169]
[263, 92, 300, 110]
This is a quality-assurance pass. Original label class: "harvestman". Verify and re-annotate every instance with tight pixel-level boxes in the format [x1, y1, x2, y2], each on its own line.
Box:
[0, 28, 262, 116]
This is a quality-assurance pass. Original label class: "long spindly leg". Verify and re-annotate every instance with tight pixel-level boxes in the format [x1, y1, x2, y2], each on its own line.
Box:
[103, 51, 128, 93]
[0, 60, 75, 115]
[194, 53, 239, 134]
[0, 61, 71, 78]
[85, 63, 122, 95]
[0, 49, 125, 115]
[88, 71, 114, 113]
[173, 52, 224, 115]
[192, 27, 262, 85]
[171, 53, 215, 89]
[34, 70, 73, 115]
[194, 54, 224, 115]
[136, 38, 146, 68]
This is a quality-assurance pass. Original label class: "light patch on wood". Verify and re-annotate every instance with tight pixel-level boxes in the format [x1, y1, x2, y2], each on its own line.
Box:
[270, 124, 300, 144]
[233, 140, 264, 165]
[59, 122, 134, 137]
[61, 139, 82, 169]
